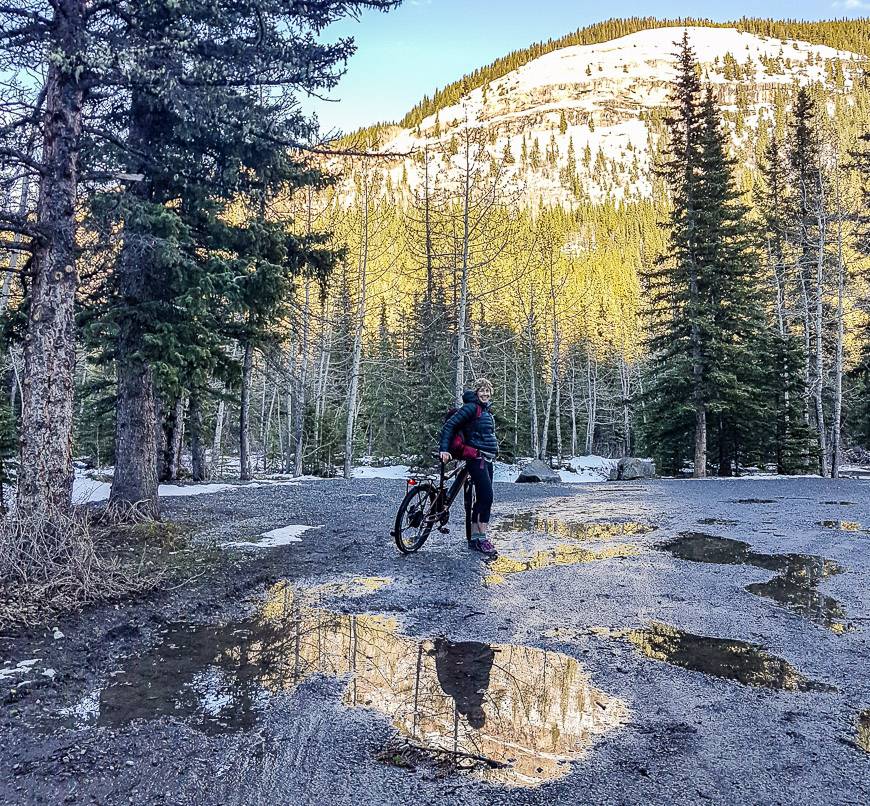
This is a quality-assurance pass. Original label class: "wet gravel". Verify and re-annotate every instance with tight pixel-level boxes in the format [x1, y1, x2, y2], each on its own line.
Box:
[1, 476, 869, 805]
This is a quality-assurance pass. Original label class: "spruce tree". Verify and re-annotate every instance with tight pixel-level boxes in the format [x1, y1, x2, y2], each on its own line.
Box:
[90, 0, 397, 514]
[643, 34, 707, 476]
[757, 135, 813, 473]
[643, 37, 770, 476]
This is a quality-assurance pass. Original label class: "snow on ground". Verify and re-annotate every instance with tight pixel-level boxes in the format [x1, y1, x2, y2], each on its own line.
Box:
[351, 465, 411, 480]
[72, 472, 301, 505]
[73, 477, 239, 505]
[227, 524, 321, 549]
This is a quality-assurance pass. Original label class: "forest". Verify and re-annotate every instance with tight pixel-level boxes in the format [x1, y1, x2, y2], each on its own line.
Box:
[2, 7, 870, 593]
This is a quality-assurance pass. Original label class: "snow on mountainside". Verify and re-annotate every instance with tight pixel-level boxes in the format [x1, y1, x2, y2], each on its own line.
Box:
[375, 26, 864, 205]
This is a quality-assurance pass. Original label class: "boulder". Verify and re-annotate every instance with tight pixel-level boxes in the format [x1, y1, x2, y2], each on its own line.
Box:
[617, 457, 656, 480]
[516, 459, 561, 484]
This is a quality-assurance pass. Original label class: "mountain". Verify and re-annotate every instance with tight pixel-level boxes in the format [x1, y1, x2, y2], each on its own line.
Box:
[357, 25, 866, 206]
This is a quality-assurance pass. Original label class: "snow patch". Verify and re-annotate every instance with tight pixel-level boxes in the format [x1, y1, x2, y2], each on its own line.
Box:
[495, 455, 617, 483]
[351, 464, 412, 480]
[0, 659, 42, 681]
[227, 524, 321, 549]
[72, 471, 299, 505]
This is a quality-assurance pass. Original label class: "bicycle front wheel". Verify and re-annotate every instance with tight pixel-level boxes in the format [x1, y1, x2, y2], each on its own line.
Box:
[394, 484, 437, 553]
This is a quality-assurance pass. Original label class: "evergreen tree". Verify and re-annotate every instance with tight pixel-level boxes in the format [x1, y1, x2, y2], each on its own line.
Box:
[757, 135, 813, 473]
[643, 36, 770, 476]
[87, 0, 396, 515]
[643, 34, 707, 476]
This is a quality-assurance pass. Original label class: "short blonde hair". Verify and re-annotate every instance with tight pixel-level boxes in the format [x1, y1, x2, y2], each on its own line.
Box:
[474, 378, 494, 395]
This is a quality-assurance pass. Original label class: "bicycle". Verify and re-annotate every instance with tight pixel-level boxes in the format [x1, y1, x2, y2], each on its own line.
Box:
[392, 453, 475, 554]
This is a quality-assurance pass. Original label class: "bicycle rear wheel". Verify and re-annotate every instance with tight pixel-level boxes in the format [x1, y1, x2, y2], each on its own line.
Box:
[393, 484, 437, 553]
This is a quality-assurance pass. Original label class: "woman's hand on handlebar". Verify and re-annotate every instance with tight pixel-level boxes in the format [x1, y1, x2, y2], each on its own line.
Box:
[439, 451, 452, 464]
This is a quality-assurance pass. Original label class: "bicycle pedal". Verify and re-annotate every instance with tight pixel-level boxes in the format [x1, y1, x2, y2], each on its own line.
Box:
[438, 526, 450, 534]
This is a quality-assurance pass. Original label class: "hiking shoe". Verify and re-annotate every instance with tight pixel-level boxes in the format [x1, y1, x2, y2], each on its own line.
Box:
[468, 536, 498, 558]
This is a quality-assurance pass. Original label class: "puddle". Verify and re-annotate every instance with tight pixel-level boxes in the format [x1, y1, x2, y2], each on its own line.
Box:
[495, 513, 654, 542]
[484, 544, 639, 586]
[697, 518, 738, 526]
[310, 576, 393, 597]
[817, 520, 866, 533]
[627, 622, 836, 692]
[858, 710, 870, 753]
[91, 583, 629, 787]
[658, 533, 850, 632]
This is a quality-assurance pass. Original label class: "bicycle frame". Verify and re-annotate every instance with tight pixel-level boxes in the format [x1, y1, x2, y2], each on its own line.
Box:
[437, 461, 469, 514]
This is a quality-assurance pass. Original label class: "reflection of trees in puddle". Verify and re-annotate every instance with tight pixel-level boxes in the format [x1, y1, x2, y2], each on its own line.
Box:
[484, 544, 639, 586]
[626, 622, 836, 692]
[658, 533, 850, 633]
[263, 583, 629, 787]
[857, 711, 870, 753]
[496, 512, 654, 542]
[98, 583, 629, 788]
[817, 520, 865, 533]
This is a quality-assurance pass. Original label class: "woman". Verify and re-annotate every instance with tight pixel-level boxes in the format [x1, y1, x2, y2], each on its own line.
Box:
[439, 378, 499, 558]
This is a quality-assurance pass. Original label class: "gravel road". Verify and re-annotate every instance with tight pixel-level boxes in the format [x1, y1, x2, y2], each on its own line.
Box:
[1, 476, 869, 805]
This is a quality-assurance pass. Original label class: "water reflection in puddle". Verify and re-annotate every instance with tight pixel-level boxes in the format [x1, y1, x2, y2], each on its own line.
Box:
[484, 545, 639, 586]
[817, 520, 866, 533]
[858, 711, 870, 753]
[94, 583, 628, 788]
[495, 513, 654, 542]
[658, 533, 850, 633]
[626, 622, 836, 692]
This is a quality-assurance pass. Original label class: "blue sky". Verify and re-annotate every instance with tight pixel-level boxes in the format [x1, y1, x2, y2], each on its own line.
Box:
[307, 1, 869, 134]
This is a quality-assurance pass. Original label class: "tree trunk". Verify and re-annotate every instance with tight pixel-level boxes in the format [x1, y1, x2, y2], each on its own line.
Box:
[212, 394, 226, 478]
[619, 357, 632, 457]
[172, 398, 185, 477]
[263, 385, 277, 473]
[109, 85, 163, 516]
[293, 280, 311, 477]
[513, 356, 519, 454]
[540, 377, 553, 459]
[240, 340, 254, 481]
[813, 180, 828, 477]
[17, 34, 85, 517]
[831, 182, 845, 479]
[344, 181, 369, 480]
[454, 130, 472, 405]
[190, 395, 206, 482]
[690, 264, 706, 478]
[526, 307, 539, 458]
[584, 353, 598, 455]
[569, 357, 578, 456]
[160, 396, 185, 482]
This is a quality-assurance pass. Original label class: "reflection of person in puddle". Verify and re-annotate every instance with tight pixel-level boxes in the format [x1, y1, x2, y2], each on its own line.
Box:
[433, 638, 495, 729]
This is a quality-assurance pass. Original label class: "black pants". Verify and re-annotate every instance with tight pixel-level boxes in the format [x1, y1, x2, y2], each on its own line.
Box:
[466, 457, 494, 524]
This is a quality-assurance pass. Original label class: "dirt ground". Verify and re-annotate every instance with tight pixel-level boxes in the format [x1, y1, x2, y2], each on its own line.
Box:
[1, 476, 869, 805]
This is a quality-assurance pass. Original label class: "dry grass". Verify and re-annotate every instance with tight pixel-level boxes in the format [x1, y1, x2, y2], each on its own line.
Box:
[0, 506, 163, 630]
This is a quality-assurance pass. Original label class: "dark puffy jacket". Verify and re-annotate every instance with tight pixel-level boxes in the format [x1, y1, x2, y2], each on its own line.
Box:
[439, 390, 499, 458]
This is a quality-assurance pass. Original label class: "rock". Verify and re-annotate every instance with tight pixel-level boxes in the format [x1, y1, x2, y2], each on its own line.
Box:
[618, 457, 656, 480]
[516, 459, 561, 484]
